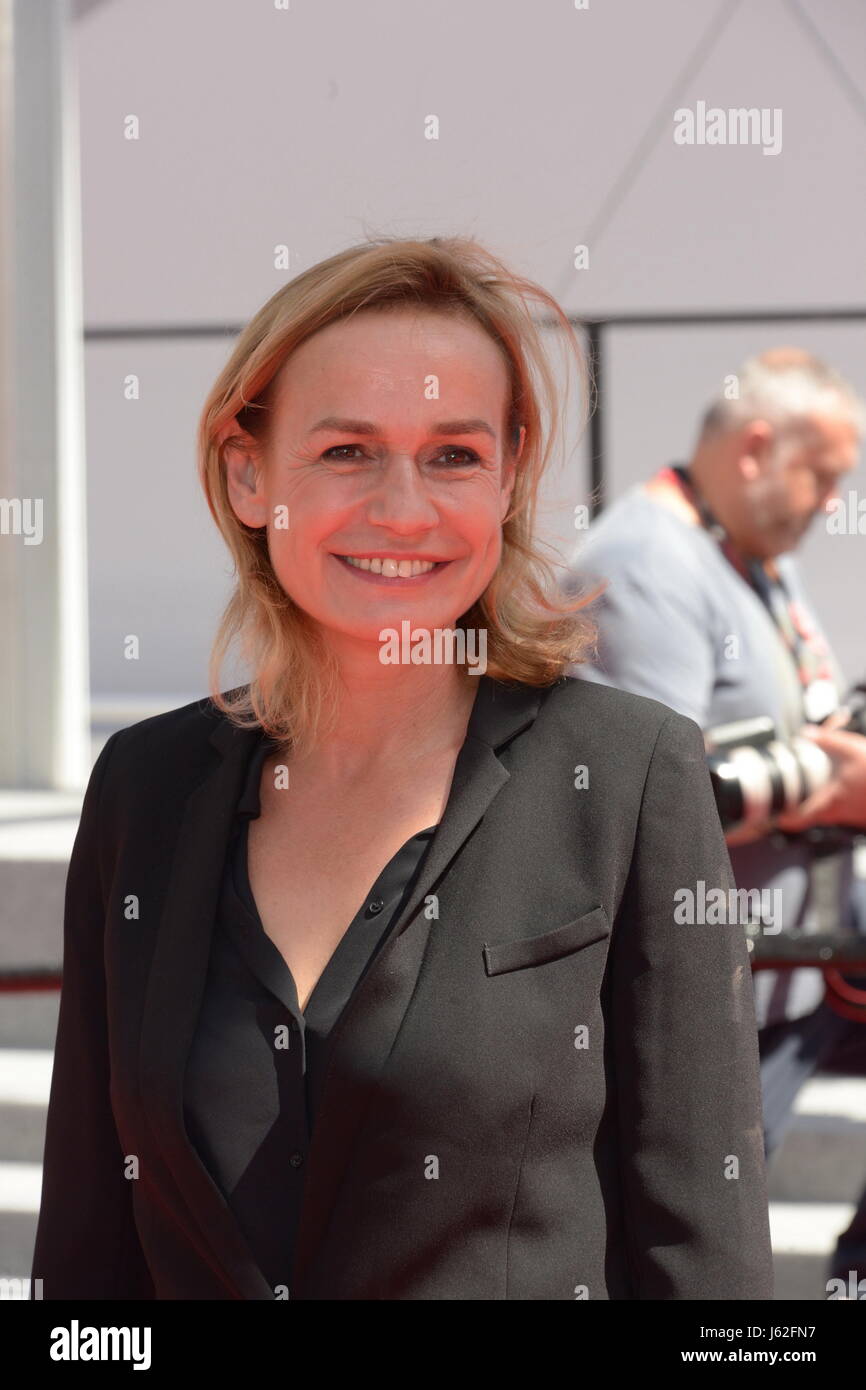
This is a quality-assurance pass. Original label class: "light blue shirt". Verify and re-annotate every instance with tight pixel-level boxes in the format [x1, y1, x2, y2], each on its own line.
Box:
[567, 484, 854, 1029]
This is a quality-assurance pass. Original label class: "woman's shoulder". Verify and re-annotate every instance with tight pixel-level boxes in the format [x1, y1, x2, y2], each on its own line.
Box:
[537, 676, 709, 796]
[541, 674, 698, 741]
[100, 688, 250, 785]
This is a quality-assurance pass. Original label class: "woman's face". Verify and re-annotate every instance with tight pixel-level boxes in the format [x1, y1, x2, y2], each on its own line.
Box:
[225, 307, 523, 650]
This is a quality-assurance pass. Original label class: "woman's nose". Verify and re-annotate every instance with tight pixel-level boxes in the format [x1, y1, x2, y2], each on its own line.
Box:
[365, 455, 439, 530]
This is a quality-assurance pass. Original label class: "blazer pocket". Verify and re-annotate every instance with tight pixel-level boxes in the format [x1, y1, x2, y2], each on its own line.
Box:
[482, 905, 611, 977]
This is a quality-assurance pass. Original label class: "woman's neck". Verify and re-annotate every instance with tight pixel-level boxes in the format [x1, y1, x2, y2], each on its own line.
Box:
[297, 665, 480, 781]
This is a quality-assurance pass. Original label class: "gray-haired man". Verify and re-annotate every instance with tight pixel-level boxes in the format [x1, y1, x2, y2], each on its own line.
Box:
[568, 348, 866, 1291]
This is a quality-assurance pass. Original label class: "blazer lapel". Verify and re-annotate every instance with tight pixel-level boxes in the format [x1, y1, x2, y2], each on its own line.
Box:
[138, 715, 276, 1300]
[291, 674, 544, 1293]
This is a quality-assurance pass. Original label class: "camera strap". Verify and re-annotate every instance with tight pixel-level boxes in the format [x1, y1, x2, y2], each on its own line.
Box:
[666, 464, 838, 722]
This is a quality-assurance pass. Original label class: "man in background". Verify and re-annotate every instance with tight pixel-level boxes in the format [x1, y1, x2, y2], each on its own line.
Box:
[567, 348, 866, 1289]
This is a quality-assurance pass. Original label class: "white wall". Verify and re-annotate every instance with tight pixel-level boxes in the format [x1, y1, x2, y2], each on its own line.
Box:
[73, 0, 866, 704]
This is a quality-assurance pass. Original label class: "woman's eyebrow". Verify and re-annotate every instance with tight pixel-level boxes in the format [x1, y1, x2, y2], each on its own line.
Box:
[306, 416, 497, 440]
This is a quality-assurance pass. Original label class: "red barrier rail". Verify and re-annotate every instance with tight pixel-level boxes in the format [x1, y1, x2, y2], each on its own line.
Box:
[0, 968, 61, 993]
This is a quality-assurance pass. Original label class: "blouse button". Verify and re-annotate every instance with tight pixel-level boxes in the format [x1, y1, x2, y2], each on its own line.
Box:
[289, 1151, 304, 1168]
[365, 899, 385, 917]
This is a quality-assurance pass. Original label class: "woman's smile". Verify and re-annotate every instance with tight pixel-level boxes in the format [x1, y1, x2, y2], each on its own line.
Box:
[331, 551, 452, 586]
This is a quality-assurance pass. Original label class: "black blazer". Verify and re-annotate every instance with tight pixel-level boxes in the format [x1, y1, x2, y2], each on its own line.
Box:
[31, 673, 774, 1300]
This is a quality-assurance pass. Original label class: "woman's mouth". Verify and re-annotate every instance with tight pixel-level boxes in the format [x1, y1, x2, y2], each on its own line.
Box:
[332, 554, 450, 584]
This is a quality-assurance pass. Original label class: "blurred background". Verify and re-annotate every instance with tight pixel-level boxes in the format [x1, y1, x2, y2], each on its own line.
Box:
[1, 0, 865, 1298]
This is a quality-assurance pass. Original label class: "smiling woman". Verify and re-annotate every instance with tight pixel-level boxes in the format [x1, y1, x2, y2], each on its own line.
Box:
[31, 235, 774, 1302]
[199, 237, 599, 752]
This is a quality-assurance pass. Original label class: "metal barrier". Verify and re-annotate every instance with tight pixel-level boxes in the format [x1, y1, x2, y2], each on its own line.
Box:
[0, 967, 61, 993]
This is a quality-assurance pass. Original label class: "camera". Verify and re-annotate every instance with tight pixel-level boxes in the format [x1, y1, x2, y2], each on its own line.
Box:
[705, 683, 866, 834]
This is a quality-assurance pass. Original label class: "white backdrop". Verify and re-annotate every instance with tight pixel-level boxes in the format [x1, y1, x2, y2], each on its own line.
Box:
[72, 0, 866, 705]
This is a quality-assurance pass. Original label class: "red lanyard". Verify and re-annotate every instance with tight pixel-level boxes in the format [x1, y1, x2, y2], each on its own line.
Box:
[657, 465, 836, 692]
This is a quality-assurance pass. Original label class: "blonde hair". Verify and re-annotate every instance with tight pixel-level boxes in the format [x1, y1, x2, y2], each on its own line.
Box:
[198, 235, 599, 753]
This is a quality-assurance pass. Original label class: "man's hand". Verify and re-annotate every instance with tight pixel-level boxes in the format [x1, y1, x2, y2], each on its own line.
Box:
[774, 713, 866, 832]
[725, 817, 778, 848]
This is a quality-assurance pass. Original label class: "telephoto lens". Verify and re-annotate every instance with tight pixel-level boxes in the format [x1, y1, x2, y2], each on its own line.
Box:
[706, 684, 866, 832]
[705, 715, 833, 831]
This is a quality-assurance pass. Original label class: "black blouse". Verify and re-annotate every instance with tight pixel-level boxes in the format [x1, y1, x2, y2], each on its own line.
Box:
[182, 729, 437, 1296]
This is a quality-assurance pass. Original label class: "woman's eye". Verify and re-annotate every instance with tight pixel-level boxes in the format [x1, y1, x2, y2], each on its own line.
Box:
[433, 447, 480, 468]
[322, 445, 367, 462]
[321, 445, 480, 467]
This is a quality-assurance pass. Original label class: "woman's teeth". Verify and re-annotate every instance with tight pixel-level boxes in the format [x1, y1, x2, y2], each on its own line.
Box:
[340, 555, 438, 577]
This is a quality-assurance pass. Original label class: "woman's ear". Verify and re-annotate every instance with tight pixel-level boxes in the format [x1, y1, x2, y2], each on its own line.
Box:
[220, 421, 268, 528]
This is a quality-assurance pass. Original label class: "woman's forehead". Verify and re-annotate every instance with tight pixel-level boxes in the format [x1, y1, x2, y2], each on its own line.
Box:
[269, 326, 511, 426]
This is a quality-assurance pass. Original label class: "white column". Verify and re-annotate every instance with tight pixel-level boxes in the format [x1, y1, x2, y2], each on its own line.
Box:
[0, 0, 89, 789]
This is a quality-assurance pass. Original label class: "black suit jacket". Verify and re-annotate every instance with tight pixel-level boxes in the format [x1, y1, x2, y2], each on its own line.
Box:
[31, 673, 774, 1300]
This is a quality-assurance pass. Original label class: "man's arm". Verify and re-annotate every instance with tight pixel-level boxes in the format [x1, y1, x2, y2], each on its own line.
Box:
[573, 567, 716, 728]
[572, 565, 812, 846]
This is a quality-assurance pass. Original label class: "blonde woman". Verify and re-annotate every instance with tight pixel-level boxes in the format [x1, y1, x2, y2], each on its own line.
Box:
[32, 237, 773, 1300]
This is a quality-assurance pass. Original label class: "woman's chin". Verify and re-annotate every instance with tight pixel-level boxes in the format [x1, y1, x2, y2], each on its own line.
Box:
[313, 606, 474, 653]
